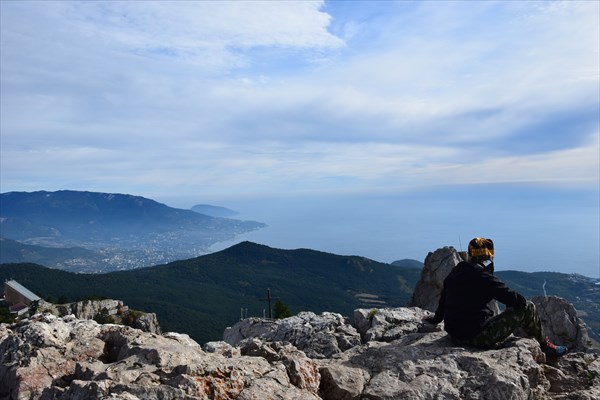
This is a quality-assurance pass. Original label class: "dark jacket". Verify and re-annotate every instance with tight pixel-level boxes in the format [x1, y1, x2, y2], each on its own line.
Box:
[430, 261, 527, 340]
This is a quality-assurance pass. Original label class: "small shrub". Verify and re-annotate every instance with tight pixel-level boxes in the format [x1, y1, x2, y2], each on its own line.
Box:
[28, 300, 40, 316]
[122, 309, 144, 327]
[94, 307, 115, 324]
[368, 309, 379, 320]
[274, 300, 292, 319]
[0, 306, 15, 324]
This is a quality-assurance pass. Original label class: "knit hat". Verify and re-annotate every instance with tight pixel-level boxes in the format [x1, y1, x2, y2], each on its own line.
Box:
[468, 237, 494, 260]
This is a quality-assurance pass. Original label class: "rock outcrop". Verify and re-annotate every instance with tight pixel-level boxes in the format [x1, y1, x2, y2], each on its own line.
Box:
[0, 314, 321, 400]
[353, 306, 432, 342]
[130, 312, 161, 335]
[409, 246, 465, 311]
[44, 299, 161, 335]
[532, 295, 592, 352]
[2, 305, 598, 400]
[51, 299, 124, 320]
[224, 311, 361, 359]
[318, 332, 599, 400]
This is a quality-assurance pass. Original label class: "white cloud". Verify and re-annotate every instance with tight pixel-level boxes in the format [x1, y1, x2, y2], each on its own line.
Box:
[314, 1, 599, 136]
[2, 0, 598, 278]
[1, 0, 598, 200]
[35, 1, 343, 65]
[431, 133, 600, 186]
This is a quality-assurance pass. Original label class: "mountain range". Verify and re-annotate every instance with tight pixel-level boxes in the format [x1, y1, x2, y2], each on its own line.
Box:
[1, 241, 598, 345]
[0, 190, 265, 271]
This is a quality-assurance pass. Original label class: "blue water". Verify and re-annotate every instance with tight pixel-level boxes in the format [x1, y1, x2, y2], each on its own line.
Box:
[208, 184, 600, 279]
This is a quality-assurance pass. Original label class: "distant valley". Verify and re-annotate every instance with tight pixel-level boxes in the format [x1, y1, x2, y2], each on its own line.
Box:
[0, 190, 265, 271]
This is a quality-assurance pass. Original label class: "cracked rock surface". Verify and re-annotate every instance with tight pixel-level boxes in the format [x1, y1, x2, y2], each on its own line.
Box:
[3, 305, 598, 400]
[0, 314, 320, 400]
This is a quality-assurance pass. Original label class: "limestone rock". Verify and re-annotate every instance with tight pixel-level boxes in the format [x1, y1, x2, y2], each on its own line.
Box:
[409, 246, 464, 311]
[239, 338, 321, 395]
[318, 361, 369, 399]
[317, 317, 600, 400]
[542, 352, 600, 399]
[50, 299, 124, 320]
[45, 299, 161, 334]
[224, 311, 361, 359]
[203, 340, 241, 357]
[130, 312, 161, 335]
[2, 307, 599, 400]
[532, 295, 592, 352]
[319, 333, 555, 400]
[0, 314, 321, 400]
[2, 245, 599, 400]
[223, 317, 279, 345]
[354, 307, 435, 342]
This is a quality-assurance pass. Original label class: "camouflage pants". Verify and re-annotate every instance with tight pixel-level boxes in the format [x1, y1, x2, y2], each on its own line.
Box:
[468, 301, 544, 348]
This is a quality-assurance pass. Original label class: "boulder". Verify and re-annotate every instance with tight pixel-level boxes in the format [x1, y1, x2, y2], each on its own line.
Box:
[224, 311, 361, 359]
[409, 246, 464, 311]
[354, 307, 435, 342]
[203, 340, 241, 357]
[532, 295, 592, 352]
[223, 317, 279, 345]
[131, 312, 161, 335]
[238, 338, 321, 395]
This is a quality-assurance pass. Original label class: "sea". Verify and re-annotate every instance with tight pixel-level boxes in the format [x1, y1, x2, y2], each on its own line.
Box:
[203, 184, 600, 279]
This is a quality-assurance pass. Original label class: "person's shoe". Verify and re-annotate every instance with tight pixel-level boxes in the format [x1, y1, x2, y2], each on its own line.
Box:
[542, 337, 567, 357]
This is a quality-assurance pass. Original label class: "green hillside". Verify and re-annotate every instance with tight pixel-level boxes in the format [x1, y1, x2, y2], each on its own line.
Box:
[0, 241, 420, 344]
[2, 242, 597, 345]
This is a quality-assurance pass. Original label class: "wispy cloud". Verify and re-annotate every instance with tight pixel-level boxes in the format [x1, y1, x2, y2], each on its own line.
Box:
[1, 0, 598, 200]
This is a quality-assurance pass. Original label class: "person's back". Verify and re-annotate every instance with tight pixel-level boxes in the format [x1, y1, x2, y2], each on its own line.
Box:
[424, 237, 567, 357]
[442, 262, 498, 340]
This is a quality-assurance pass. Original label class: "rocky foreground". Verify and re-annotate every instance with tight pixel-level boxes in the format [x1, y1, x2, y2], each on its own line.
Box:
[1, 246, 598, 399]
[1, 303, 598, 400]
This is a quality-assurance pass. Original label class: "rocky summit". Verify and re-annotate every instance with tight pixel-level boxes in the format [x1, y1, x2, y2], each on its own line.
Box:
[1, 246, 599, 399]
[1, 304, 599, 400]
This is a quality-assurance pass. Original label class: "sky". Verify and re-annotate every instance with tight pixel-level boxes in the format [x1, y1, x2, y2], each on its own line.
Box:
[1, 1, 599, 277]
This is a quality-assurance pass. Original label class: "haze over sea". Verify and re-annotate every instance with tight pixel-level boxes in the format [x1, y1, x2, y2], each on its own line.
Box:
[201, 184, 600, 280]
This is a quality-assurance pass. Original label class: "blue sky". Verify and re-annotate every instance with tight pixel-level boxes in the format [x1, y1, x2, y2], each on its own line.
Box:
[1, 1, 599, 276]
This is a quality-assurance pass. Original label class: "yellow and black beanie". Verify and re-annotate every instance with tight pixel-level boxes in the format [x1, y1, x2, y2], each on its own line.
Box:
[468, 237, 494, 260]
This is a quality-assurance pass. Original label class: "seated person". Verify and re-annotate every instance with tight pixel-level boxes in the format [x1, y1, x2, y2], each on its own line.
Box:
[424, 237, 566, 357]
